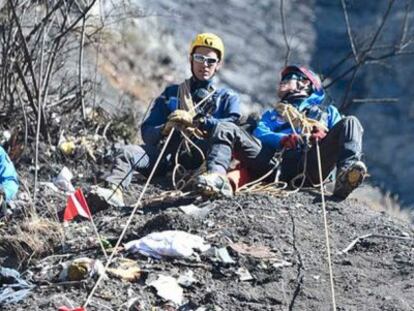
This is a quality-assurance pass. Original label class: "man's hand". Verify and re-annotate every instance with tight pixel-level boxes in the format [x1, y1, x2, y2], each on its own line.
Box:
[168, 110, 193, 127]
[281, 134, 300, 150]
[310, 126, 327, 143]
[162, 110, 195, 136]
[161, 120, 176, 136]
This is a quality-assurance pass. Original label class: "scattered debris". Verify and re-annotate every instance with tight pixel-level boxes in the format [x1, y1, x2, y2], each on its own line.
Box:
[177, 270, 196, 287]
[178, 203, 213, 218]
[124, 231, 210, 259]
[59, 257, 106, 281]
[338, 233, 413, 255]
[235, 267, 254, 281]
[107, 258, 141, 282]
[54, 167, 75, 193]
[87, 185, 125, 209]
[211, 247, 235, 264]
[59, 141, 76, 156]
[148, 275, 183, 306]
[0, 267, 33, 305]
[272, 260, 293, 268]
[0, 130, 11, 145]
[58, 133, 100, 161]
[229, 242, 277, 259]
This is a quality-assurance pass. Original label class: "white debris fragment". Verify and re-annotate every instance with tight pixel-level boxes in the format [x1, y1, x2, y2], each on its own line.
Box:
[149, 275, 183, 305]
[124, 231, 210, 259]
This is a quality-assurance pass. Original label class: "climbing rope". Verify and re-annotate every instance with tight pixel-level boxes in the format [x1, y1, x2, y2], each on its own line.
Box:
[83, 129, 176, 308]
[277, 102, 331, 193]
[84, 88, 221, 306]
[170, 89, 215, 190]
[265, 103, 337, 309]
[239, 103, 322, 196]
[172, 128, 206, 190]
[237, 150, 286, 194]
[274, 102, 328, 135]
[316, 140, 337, 311]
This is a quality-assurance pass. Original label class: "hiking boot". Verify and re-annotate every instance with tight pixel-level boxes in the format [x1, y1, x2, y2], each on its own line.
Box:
[333, 161, 367, 199]
[194, 173, 233, 198]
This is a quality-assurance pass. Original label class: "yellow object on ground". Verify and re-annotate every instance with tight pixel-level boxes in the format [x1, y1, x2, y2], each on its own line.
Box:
[107, 258, 141, 282]
[59, 141, 76, 155]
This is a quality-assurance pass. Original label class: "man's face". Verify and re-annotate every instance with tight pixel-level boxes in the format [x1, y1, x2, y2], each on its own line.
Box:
[190, 46, 222, 81]
[277, 72, 312, 99]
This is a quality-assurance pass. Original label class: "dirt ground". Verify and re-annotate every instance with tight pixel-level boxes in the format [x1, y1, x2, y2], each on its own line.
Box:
[0, 107, 412, 311]
[1, 169, 413, 311]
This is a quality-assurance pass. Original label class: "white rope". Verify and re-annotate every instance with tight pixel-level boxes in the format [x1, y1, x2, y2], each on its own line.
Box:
[172, 129, 206, 190]
[83, 129, 176, 308]
[170, 89, 215, 189]
[237, 150, 284, 192]
[282, 106, 308, 192]
[83, 86, 217, 307]
[316, 140, 337, 310]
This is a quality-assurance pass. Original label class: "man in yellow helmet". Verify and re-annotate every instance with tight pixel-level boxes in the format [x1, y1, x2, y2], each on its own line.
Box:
[102, 33, 240, 202]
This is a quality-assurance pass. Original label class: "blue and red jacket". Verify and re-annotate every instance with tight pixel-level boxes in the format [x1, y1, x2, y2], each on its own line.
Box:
[142, 77, 241, 146]
[253, 89, 342, 151]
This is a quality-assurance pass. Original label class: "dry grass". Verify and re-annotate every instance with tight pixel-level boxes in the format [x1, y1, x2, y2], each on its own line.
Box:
[0, 217, 63, 267]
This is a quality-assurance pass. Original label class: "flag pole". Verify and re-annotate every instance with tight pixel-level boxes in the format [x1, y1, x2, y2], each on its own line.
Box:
[64, 188, 109, 260]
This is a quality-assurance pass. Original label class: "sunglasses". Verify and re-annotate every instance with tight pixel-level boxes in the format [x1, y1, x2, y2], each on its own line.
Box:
[192, 53, 219, 66]
[281, 72, 308, 82]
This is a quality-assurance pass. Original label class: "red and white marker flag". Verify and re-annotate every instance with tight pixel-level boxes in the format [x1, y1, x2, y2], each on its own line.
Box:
[62, 188, 108, 260]
[63, 188, 91, 221]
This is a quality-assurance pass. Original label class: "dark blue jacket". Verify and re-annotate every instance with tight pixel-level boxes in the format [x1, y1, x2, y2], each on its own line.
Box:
[142, 78, 241, 146]
[253, 89, 342, 150]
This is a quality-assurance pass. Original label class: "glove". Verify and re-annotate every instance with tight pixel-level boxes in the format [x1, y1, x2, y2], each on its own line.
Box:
[161, 120, 175, 136]
[280, 134, 300, 150]
[310, 126, 327, 142]
[167, 109, 193, 127]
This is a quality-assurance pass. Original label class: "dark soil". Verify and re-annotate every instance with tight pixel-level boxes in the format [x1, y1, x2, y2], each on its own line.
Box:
[0, 110, 412, 311]
[1, 172, 413, 310]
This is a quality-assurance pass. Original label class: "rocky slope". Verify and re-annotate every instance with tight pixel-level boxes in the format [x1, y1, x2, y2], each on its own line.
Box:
[1, 180, 414, 310]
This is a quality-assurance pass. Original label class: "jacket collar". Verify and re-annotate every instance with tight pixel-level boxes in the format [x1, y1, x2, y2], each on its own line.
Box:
[190, 76, 214, 92]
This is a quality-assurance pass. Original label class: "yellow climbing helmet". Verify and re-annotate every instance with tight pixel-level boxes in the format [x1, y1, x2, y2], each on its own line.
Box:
[189, 33, 225, 60]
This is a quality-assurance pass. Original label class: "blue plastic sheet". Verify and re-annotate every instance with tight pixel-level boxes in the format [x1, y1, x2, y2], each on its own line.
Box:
[0, 267, 33, 305]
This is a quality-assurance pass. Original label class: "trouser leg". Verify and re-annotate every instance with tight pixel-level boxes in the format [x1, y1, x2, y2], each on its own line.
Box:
[105, 144, 168, 189]
[305, 116, 364, 184]
[279, 150, 303, 182]
[207, 122, 265, 174]
[177, 139, 209, 170]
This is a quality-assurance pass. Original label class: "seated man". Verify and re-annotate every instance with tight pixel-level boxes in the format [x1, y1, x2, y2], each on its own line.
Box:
[103, 33, 241, 203]
[196, 65, 366, 200]
[0, 145, 18, 217]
